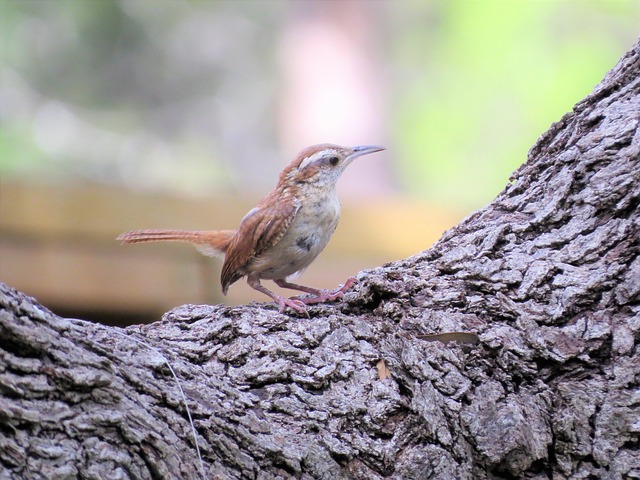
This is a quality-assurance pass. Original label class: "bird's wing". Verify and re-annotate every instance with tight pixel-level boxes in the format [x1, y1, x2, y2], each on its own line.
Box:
[221, 191, 299, 293]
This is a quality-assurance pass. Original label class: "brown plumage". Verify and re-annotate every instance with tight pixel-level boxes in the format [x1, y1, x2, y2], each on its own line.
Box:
[117, 143, 385, 313]
[117, 229, 235, 257]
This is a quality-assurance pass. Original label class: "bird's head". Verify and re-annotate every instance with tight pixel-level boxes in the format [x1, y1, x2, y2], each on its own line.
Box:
[279, 143, 385, 190]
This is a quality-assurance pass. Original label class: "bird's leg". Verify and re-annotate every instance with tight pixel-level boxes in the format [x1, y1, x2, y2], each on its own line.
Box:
[247, 275, 308, 314]
[274, 277, 358, 305]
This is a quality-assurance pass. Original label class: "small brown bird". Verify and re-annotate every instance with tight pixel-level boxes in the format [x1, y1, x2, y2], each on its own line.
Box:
[117, 144, 385, 313]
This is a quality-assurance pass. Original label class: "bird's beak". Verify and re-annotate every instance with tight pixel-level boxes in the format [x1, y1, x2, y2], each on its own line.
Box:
[346, 145, 385, 162]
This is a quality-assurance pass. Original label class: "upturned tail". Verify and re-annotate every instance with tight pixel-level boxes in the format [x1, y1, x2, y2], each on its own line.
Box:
[116, 229, 236, 258]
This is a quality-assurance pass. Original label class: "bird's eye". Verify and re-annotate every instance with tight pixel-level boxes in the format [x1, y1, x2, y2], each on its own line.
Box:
[328, 156, 339, 166]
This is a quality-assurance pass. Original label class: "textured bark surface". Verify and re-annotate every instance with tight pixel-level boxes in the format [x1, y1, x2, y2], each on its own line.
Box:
[1, 41, 639, 480]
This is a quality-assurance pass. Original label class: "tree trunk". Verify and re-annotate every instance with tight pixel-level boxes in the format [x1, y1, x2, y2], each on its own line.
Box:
[1, 40, 639, 480]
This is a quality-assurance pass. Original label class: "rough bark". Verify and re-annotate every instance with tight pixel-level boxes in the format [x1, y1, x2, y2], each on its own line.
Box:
[1, 40, 639, 480]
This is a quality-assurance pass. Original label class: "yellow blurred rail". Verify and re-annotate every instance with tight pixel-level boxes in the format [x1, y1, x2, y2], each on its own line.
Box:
[0, 181, 463, 324]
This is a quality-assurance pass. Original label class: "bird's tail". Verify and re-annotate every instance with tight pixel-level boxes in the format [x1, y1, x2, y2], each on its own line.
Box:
[116, 229, 235, 258]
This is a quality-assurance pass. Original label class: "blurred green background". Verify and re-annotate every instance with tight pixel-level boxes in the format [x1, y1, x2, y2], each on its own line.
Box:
[2, 0, 637, 208]
[1, 0, 638, 322]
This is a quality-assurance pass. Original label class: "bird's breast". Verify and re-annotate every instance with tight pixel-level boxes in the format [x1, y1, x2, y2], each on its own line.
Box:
[252, 190, 341, 280]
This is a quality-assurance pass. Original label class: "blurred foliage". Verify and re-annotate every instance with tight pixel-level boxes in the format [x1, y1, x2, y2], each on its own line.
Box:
[390, 0, 638, 207]
[1, 0, 638, 210]
[1, 0, 285, 194]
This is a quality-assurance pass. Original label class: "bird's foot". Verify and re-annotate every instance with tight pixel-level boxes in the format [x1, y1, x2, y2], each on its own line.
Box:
[274, 295, 309, 315]
[294, 277, 358, 305]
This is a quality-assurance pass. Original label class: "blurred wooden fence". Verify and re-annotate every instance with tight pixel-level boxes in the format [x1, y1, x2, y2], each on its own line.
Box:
[0, 182, 460, 325]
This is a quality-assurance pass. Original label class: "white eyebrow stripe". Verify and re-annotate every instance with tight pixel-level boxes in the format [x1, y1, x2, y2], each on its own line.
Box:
[298, 149, 339, 171]
[298, 155, 317, 171]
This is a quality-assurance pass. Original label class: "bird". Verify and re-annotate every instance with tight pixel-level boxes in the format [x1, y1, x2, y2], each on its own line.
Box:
[117, 143, 385, 313]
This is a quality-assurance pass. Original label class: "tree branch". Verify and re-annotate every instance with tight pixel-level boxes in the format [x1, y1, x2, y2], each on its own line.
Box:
[1, 39, 639, 480]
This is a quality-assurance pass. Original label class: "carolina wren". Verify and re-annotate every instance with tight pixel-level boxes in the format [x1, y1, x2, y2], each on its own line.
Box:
[117, 144, 385, 313]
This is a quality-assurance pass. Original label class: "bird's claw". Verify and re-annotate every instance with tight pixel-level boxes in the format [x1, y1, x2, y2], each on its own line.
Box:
[276, 297, 309, 315]
[272, 277, 358, 314]
[293, 276, 358, 305]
